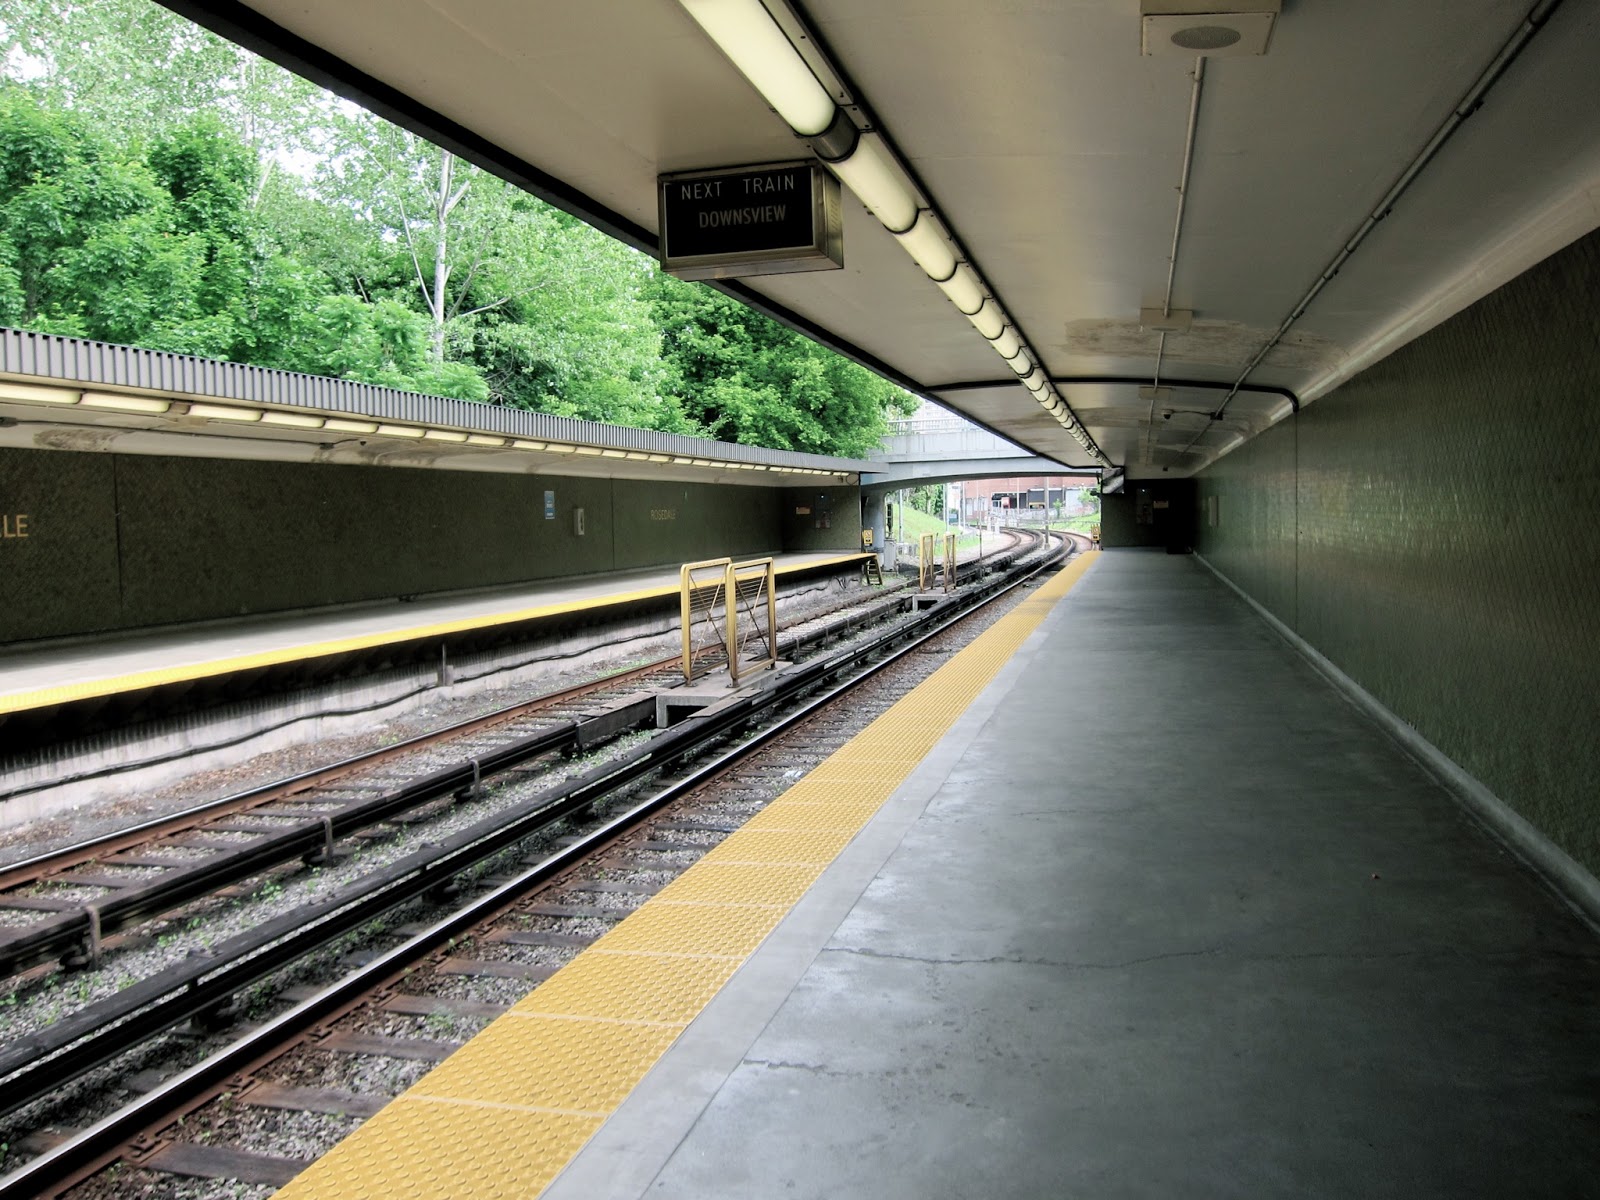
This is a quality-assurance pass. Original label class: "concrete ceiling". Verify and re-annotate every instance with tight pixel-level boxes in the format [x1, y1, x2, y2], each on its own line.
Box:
[170, 0, 1600, 477]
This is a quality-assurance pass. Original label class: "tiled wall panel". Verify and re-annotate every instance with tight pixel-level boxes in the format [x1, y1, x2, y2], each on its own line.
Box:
[1197, 228, 1600, 877]
[1196, 419, 1297, 625]
[0, 449, 833, 643]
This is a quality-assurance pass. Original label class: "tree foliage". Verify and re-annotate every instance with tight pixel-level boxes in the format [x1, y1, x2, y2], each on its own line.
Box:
[0, 0, 915, 454]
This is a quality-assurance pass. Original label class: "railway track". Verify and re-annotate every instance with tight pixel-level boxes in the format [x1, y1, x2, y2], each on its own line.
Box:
[0, 529, 1077, 1198]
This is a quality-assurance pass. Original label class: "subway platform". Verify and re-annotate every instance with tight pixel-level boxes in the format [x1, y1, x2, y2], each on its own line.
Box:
[0, 550, 869, 720]
[278, 549, 1600, 1199]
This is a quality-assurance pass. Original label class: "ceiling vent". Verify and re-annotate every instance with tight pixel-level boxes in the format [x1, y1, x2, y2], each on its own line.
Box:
[1140, 1, 1280, 57]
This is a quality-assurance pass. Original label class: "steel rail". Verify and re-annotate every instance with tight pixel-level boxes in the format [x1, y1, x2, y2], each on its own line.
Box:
[0, 657, 686, 893]
[0, 719, 586, 978]
[0, 532, 1070, 1200]
[0, 533, 1030, 893]
[0, 534, 1066, 1140]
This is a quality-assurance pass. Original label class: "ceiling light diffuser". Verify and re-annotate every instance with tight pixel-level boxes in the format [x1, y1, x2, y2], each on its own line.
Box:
[828, 135, 917, 232]
[81, 392, 172, 415]
[967, 301, 1005, 340]
[935, 264, 984, 315]
[0, 382, 79, 405]
[894, 213, 956, 281]
[679, 0, 836, 135]
[261, 411, 325, 429]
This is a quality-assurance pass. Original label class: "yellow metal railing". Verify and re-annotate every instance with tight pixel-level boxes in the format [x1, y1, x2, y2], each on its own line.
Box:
[918, 532, 959, 593]
[679, 556, 778, 684]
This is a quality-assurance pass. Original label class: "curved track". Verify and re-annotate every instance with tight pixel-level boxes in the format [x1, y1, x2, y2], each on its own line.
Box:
[0, 531, 1080, 1197]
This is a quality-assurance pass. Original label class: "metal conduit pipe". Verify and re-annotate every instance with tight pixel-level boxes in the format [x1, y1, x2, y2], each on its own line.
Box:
[1210, 0, 1566, 423]
[1147, 56, 1207, 460]
[1161, 57, 1207, 332]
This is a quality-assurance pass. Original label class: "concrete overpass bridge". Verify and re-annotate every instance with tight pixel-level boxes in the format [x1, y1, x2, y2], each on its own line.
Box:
[862, 417, 1080, 490]
[860, 416, 1095, 553]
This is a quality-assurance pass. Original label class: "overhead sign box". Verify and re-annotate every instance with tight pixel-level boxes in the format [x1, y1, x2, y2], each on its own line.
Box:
[659, 161, 843, 281]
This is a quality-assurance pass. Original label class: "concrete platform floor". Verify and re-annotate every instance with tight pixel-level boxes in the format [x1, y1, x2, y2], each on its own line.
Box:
[0, 550, 865, 716]
[544, 549, 1600, 1199]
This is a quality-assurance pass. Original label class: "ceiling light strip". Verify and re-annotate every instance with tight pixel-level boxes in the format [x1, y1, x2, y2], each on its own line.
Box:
[677, 0, 1111, 466]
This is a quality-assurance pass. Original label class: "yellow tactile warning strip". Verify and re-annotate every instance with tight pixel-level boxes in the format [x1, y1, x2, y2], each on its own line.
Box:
[0, 553, 872, 717]
[273, 551, 1100, 1200]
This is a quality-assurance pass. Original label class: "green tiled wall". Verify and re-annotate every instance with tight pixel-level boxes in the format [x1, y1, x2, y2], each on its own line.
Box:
[1197, 228, 1600, 878]
[0, 450, 806, 643]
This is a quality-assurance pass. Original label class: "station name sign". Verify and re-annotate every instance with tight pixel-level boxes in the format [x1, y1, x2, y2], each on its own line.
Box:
[659, 161, 843, 281]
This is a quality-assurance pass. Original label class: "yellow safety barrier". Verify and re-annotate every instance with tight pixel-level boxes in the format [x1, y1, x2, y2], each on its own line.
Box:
[917, 532, 958, 592]
[679, 556, 778, 684]
[917, 533, 935, 591]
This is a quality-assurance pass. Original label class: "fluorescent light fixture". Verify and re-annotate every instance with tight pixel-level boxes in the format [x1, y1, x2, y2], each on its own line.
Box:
[575, 446, 604, 456]
[511, 439, 547, 451]
[624, 451, 651, 460]
[81, 391, 171, 415]
[671, 456, 694, 464]
[935, 264, 984, 315]
[648, 454, 671, 462]
[1008, 351, 1033, 377]
[325, 418, 379, 434]
[829, 135, 917, 232]
[894, 213, 956, 281]
[0, 381, 79, 405]
[679, 0, 836, 135]
[261, 411, 325, 429]
[186, 402, 262, 422]
[544, 442, 577, 454]
[376, 424, 424, 439]
[691, 458, 714, 467]
[466, 434, 506, 447]
[1023, 368, 1048, 391]
[968, 301, 1005, 340]
[991, 327, 1022, 359]
[601, 448, 628, 458]
[424, 429, 469, 443]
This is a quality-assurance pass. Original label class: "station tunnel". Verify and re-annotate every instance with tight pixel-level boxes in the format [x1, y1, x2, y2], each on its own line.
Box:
[0, 1, 1596, 1196]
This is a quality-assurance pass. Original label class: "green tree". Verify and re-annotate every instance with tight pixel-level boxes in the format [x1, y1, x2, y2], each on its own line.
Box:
[310, 116, 673, 423]
[907, 483, 943, 517]
[2, 0, 918, 451]
[0, 0, 327, 166]
[649, 273, 916, 457]
[0, 88, 242, 355]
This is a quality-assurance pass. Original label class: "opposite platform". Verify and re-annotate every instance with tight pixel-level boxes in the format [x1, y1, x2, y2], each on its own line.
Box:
[0, 550, 868, 717]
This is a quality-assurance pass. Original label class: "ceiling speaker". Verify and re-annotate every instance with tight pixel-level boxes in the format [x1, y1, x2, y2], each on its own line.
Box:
[1139, 2, 1281, 57]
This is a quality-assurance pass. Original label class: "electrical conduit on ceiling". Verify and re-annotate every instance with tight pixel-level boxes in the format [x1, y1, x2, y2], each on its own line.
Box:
[677, 0, 1113, 468]
[1192, 0, 1567, 462]
[1146, 55, 1206, 466]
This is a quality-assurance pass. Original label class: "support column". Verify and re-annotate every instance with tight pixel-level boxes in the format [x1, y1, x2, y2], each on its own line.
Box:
[861, 491, 895, 569]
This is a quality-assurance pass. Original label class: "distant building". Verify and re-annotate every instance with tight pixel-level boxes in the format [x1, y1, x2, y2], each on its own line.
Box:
[949, 474, 1097, 523]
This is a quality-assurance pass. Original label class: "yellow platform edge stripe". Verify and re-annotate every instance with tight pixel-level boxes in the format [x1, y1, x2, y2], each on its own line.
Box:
[0, 553, 873, 716]
[273, 550, 1099, 1200]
